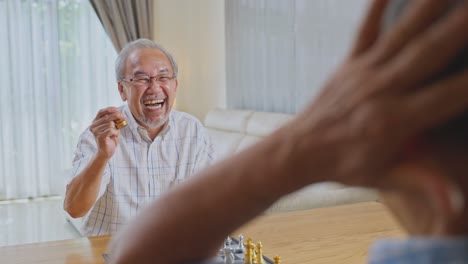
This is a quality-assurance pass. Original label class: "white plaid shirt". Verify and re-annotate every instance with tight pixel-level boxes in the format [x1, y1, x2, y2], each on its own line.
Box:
[68, 105, 215, 236]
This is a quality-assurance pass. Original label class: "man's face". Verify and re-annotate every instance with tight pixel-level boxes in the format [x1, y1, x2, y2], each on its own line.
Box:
[118, 48, 178, 129]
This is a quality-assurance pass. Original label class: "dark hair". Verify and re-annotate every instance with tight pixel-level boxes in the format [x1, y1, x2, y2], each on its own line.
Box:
[382, 0, 468, 75]
[383, 0, 468, 146]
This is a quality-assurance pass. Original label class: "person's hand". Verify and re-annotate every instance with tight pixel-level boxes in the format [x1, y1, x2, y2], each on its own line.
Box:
[90, 107, 127, 159]
[287, 0, 468, 189]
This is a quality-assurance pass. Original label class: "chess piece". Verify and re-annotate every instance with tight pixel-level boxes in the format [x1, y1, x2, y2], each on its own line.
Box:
[115, 119, 127, 129]
[243, 242, 255, 264]
[225, 236, 233, 249]
[245, 237, 253, 248]
[255, 242, 265, 264]
[237, 234, 245, 252]
[224, 248, 235, 264]
[273, 256, 281, 264]
[250, 242, 256, 262]
[243, 248, 251, 264]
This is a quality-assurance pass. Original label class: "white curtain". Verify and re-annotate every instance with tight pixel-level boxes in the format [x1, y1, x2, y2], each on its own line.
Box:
[0, 0, 121, 200]
[225, 0, 368, 114]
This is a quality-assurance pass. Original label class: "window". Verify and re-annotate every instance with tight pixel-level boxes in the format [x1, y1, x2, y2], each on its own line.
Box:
[225, 0, 368, 114]
[0, 0, 121, 200]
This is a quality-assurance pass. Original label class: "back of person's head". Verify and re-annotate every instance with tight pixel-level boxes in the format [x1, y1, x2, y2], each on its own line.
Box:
[380, 0, 468, 236]
[115, 38, 178, 82]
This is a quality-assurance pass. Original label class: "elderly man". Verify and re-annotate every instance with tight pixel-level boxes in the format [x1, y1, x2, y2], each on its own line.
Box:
[109, 1, 468, 263]
[63, 39, 215, 236]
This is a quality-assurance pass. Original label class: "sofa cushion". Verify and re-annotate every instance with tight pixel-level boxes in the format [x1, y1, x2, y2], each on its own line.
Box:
[207, 128, 244, 159]
[246, 112, 292, 137]
[205, 108, 253, 133]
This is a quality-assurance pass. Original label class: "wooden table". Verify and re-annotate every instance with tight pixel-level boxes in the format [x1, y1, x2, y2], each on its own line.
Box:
[235, 201, 403, 264]
[0, 202, 403, 264]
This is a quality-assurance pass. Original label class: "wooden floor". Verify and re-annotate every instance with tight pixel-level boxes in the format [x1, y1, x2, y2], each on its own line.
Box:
[0, 198, 80, 246]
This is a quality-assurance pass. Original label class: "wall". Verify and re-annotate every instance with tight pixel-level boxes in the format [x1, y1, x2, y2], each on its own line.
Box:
[153, 0, 226, 122]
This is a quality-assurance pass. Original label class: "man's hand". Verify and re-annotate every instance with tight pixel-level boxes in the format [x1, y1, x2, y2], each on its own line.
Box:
[287, 0, 468, 189]
[90, 107, 127, 159]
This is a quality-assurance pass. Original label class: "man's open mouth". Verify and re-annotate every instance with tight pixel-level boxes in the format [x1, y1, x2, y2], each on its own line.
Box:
[143, 98, 165, 109]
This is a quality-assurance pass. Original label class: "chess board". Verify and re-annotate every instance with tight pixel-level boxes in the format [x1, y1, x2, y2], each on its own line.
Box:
[211, 236, 274, 264]
[102, 236, 274, 264]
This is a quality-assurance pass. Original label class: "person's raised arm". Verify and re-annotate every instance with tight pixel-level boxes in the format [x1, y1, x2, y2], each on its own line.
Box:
[109, 1, 468, 263]
[64, 107, 126, 218]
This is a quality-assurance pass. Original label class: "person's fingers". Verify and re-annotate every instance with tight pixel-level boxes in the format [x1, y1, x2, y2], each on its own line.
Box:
[91, 122, 119, 137]
[380, 2, 468, 92]
[95, 126, 120, 139]
[349, 0, 389, 58]
[90, 118, 112, 131]
[371, 0, 452, 64]
[111, 134, 120, 146]
[92, 111, 126, 127]
[401, 68, 468, 134]
[93, 121, 115, 132]
[95, 107, 120, 119]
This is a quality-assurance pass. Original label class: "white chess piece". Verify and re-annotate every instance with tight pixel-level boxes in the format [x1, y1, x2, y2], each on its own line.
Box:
[223, 248, 235, 264]
[225, 236, 232, 248]
[237, 234, 245, 252]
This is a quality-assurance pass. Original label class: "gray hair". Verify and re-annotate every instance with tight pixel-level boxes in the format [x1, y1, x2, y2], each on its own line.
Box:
[115, 39, 178, 81]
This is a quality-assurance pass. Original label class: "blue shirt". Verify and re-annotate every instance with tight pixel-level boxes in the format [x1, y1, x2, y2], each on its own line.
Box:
[369, 237, 468, 264]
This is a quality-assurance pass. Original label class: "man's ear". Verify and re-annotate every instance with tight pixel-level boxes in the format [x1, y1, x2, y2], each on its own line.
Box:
[382, 162, 464, 235]
[118, 82, 127, 101]
[414, 166, 463, 233]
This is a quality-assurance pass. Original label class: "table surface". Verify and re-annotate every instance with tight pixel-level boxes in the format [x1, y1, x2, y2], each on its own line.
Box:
[0, 201, 403, 264]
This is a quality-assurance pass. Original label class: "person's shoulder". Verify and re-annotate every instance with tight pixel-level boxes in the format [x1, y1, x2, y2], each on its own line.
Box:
[169, 111, 210, 139]
[170, 110, 204, 127]
[117, 104, 127, 111]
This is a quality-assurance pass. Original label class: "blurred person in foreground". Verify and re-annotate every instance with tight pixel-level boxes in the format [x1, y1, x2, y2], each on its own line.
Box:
[110, 1, 468, 263]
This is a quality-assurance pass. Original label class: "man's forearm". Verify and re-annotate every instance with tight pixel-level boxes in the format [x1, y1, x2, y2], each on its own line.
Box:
[109, 123, 331, 264]
[63, 153, 109, 218]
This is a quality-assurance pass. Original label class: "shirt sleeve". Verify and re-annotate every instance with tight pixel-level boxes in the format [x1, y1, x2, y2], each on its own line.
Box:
[67, 128, 111, 201]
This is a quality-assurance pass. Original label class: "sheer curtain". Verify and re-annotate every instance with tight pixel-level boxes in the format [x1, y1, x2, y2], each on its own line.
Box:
[225, 0, 368, 114]
[0, 0, 121, 200]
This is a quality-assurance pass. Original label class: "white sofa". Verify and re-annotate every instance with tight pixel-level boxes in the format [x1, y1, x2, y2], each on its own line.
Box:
[204, 108, 378, 213]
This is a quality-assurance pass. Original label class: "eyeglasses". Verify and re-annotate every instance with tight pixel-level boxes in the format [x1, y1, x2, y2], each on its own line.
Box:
[122, 74, 175, 86]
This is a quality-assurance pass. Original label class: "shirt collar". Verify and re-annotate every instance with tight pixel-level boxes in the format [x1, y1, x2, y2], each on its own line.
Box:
[122, 104, 172, 142]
